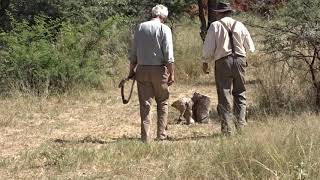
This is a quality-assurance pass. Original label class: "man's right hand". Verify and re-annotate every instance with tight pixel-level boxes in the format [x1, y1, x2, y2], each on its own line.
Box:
[128, 71, 135, 80]
[127, 63, 137, 80]
[202, 63, 209, 74]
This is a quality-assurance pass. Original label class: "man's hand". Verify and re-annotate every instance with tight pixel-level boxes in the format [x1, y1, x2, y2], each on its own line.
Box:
[128, 71, 135, 80]
[167, 63, 175, 86]
[127, 63, 136, 79]
[168, 74, 175, 86]
[200, 30, 207, 42]
[202, 62, 209, 74]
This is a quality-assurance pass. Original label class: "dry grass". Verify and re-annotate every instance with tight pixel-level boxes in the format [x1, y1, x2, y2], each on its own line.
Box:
[2, 79, 318, 179]
[0, 81, 219, 178]
[0, 81, 220, 157]
[0, 72, 261, 177]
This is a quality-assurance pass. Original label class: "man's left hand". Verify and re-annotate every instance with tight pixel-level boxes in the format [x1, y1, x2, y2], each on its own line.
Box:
[168, 75, 175, 86]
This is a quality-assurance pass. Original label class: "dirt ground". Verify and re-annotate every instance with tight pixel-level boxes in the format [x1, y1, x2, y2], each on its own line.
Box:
[0, 76, 256, 159]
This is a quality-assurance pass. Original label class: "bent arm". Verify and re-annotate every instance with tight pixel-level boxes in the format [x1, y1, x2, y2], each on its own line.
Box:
[243, 27, 255, 53]
[128, 27, 138, 79]
[202, 23, 216, 62]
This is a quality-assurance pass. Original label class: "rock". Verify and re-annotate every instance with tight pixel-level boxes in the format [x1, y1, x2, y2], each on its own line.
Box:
[192, 92, 211, 123]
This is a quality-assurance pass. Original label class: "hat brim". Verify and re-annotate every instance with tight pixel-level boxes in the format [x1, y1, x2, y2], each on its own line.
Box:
[213, 9, 234, 13]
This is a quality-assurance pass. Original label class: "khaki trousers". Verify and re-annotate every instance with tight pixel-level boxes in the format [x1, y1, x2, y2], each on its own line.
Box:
[135, 65, 169, 143]
[214, 55, 247, 135]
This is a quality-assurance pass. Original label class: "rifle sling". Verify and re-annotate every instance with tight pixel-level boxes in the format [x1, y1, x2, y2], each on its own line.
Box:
[119, 78, 135, 104]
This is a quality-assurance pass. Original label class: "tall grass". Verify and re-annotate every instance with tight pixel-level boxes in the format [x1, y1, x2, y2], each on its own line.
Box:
[173, 18, 204, 82]
[1, 114, 319, 179]
[252, 59, 314, 113]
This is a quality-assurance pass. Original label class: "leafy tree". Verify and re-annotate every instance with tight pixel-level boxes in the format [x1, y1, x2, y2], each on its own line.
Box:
[262, 0, 320, 108]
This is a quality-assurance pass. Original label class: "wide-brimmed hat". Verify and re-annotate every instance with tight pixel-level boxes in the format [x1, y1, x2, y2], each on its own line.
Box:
[213, 2, 234, 13]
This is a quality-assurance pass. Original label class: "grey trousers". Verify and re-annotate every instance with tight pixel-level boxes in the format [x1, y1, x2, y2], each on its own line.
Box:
[135, 65, 169, 143]
[214, 55, 247, 134]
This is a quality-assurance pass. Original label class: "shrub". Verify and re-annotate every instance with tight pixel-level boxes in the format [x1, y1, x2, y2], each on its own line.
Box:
[248, 0, 320, 112]
[252, 59, 312, 114]
[0, 0, 199, 95]
[0, 16, 129, 95]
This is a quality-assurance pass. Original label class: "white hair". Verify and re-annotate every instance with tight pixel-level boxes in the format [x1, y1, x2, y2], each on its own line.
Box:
[151, 4, 168, 18]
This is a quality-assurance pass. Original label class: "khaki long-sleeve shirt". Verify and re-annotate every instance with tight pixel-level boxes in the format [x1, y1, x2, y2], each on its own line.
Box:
[130, 18, 174, 65]
[202, 17, 255, 62]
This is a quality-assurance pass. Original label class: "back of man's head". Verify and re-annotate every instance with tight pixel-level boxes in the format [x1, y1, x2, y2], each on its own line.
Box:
[151, 4, 168, 18]
[217, 11, 232, 18]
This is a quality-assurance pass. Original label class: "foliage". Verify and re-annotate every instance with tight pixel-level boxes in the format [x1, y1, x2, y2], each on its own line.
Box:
[0, 16, 129, 95]
[0, 0, 198, 94]
[260, 0, 320, 108]
[1, 0, 197, 31]
[248, 0, 285, 18]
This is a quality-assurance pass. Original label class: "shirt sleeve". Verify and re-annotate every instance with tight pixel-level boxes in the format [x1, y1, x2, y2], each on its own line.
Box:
[243, 27, 255, 53]
[202, 23, 216, 63]
[162, 25, 174, 64]
[129, 26, 138, 65]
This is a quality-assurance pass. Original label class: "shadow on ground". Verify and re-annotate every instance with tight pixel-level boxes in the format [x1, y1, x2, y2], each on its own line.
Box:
[193, 78, 261, 87]
[53, 133, 222, 145]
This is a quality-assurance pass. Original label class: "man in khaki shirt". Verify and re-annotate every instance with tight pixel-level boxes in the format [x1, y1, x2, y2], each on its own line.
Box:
[202, 2, 255, 135]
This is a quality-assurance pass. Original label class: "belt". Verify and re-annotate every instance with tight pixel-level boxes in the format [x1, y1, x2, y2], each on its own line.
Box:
[229, 53, 245, 58]
[138, 64, 166, 66]
[217, 54, 245, 61]
[216, 54, 248, 67]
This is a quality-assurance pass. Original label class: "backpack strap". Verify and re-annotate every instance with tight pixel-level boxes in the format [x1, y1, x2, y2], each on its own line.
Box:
[219, 20, 237, 56]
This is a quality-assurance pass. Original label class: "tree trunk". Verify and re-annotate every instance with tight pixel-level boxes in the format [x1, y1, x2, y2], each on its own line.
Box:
[0, 0, 10, 31]
[198, 0, 207, 41]
[316, 84, 320, 109]
[198, 0, 217, 41]
[198, 0, 207, 31]
[0, 0, 10, 16]
[309, 48, 320, 110]
[207, 0, 217, 27]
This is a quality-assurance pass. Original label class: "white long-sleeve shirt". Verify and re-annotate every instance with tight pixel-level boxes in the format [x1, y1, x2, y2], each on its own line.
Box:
[130, 18, 174, 65]
[202, 17, 255, 62]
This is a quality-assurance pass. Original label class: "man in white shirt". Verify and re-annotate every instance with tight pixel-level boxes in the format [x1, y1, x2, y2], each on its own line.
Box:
[202, 2, 255, 135]
[128, 4, 175, 143]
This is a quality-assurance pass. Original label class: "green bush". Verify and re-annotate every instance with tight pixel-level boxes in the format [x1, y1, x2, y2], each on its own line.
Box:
[261, 0, 320, 109]
[247, 0, 320, 112]
[0, 16, 130, 95]
[0, 0, 198, 95]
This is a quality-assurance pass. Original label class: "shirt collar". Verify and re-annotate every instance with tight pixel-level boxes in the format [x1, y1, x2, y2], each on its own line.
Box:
[221, 17, 234, 23]
[151, 18, 161, 23]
